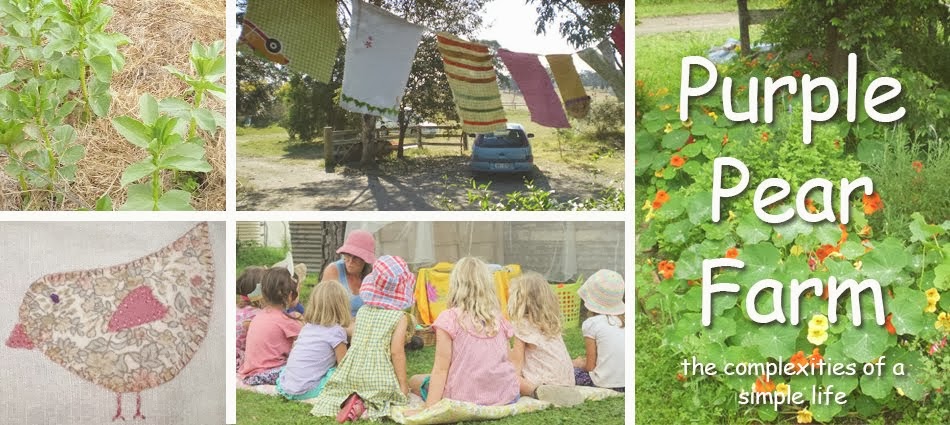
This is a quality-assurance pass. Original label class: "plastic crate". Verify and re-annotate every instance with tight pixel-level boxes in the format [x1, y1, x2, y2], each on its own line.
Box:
[553, 281, 582, 328]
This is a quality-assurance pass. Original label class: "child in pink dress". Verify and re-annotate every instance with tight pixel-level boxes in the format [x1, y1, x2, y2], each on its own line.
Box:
[409, 257, 519, 407]
[507, 271, 581, 406]
[239, 267, 303, 385]
[236, 267, 266, 372]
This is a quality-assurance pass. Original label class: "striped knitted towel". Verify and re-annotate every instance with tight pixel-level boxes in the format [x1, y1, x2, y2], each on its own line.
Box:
[242, 0, 340, 83]
[340, 1, 425, 120]
[545, 54, 591, 119]
[578, 40, 625, 102]
[497, 49, 569, 128]
[436, 32, 507, 134]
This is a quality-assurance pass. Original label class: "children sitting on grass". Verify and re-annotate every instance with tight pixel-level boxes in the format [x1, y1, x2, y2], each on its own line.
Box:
[236, 267, 266, 372]
[409, 256, 520, 408]
[276, 280, 352, 400]
[572, 269, 626, 392]
[239, 267, 303, 386]
[508, 271, 583, 406]
[310, 255, 415, 421]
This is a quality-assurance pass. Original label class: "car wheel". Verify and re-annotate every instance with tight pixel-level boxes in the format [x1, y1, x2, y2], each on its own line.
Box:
[266, 38, 282, 53]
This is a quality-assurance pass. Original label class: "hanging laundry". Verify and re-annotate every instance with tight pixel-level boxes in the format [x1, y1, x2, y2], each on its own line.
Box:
[242, 0, 340, 83]
[611, 13, 625, 63]
[545, 54, 591, 119]
[436, 32, 507, 134]
[578, 40, 625, 101]
[497, 49, 570, 128]
[340, 1, 425, 120]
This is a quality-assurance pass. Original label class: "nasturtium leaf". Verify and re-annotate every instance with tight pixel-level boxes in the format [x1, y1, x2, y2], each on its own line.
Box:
[887, 347, 927, 401]
[157, 190, 194, 211]
[736, 215, 771, 245]
[701, 315, 736, 343]
[685, 192, 712, 225]
[661, 219, 693, 246]
[808, 402, 842, 423]
[860, 238, 910, 285]
[859, 367, 894, 400]
[737, 243, 781, 283]
[887, 287, 928, 335]
[673, 247, 703, 280]
[814, 222, 843, 245]
[654, 194, 685, 221]
[756, 406, 778, 422]
[662, 128, 690, 150]
[701, 221, 731, 241]
[908, 212, 944, 242]
[852, 395, 882, 418]
[754, 324, 799, 359]
[679, 141, 703, 157]
[840, 324, 889, 363]
[839, 241, 866, 260]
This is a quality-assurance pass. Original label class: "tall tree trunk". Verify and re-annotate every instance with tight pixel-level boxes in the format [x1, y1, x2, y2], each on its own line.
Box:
[320, 222, 346, 275]
[360, 114, 377, 168]
[825, 2, 848, 77]
[737, 0, 750, 56]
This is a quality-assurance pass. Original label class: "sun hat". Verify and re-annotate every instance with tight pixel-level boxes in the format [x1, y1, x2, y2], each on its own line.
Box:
[577, 269, 625, 315]
[360, 255, 415, 311]
[293, 263, 308, 283]
[337, 230, 377, 265]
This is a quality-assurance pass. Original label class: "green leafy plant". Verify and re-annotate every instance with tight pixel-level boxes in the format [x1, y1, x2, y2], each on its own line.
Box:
[161, 40, 226, 139]
[111, 94, 211, 210]
[466, 178, 623, 211]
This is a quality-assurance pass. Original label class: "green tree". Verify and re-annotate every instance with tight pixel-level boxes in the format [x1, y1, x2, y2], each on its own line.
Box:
[236, 52, 287, 127]
[527, 0, 623, 50]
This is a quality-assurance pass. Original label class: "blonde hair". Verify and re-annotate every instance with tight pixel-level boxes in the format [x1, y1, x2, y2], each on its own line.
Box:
[448, 257, 501, 336]
[303, 280, 353, 328]
[508, 271, 562, 338]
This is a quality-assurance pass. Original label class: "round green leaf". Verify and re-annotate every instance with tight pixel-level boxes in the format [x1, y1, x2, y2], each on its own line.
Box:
[736, 215, 772, 245]
[861, 238, 910, 285]
[840, 324, 889, 363]
[755, 324, 800, 359]
[888, 287, 928, 335]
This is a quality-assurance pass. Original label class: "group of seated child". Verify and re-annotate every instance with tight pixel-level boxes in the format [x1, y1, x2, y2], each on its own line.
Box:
[236, 255, 624, 420]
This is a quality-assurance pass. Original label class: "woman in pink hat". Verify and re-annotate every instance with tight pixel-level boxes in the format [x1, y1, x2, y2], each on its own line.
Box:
[322, 230, 377, 317]
[572, 269, 625, 392]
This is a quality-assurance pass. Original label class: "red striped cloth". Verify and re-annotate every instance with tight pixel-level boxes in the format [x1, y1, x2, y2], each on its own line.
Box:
[436, 32, 507, 134]
[497, 49, 570, 128]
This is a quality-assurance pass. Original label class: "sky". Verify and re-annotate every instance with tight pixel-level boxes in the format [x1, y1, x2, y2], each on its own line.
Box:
[475, 1, 594, 71]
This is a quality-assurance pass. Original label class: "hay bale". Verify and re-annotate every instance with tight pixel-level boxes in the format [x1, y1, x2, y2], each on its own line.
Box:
[2, 0, 226, 210]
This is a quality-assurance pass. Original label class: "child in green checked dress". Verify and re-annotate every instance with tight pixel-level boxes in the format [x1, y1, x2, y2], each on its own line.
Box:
[310, 255, 414, 421]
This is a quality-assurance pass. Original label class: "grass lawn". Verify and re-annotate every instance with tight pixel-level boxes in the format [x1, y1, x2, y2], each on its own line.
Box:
[635, 0, 783, 18]
[237, 325, 625, 424]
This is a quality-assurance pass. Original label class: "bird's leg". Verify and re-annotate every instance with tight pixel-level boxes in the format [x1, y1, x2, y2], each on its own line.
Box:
[112, 393, 125, 421]
[133, 392, 146, 420]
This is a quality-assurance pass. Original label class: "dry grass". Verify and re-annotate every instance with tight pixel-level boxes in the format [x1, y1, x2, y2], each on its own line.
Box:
[0, 0, 226, 210]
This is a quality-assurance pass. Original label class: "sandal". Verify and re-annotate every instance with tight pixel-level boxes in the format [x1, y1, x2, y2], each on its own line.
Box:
[336, 392, 366, 423]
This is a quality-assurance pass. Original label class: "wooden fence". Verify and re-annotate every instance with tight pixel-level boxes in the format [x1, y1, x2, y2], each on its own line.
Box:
[738, 3, 783, 55]
[376, 125, 469, 152]
[322, 127, 362, 172]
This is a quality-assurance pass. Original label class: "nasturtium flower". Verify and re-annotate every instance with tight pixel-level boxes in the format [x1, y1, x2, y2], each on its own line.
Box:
[790, 245, 805, 256]
[885, 313, 896, 335]
[657, 260, 675, 280]
[926, 288, 941, 313]
[725, 247, 739, 259]
[707, 111, 718, 122]
[797, 408, 813, 424]
[912, 161, 923, 173]
[663, 123, 673, 133]
[807, 348, 823, 366]
[897, 387, 905, 396]
[809, 314, 829, 332]
[807, 328, 828, 346]
[670, 155, 686, 168]
[862, 192, 884, 215]
[789, 351, 807, 372]
[775, 383, 790, 395]
[936, 312, 950, 334]
[754, 375, 775, 393]
[815, 244, 837, 263]
[804, 199, 818, 214]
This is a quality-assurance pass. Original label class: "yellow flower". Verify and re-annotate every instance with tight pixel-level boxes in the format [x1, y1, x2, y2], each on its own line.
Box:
[682, 118, 693, 129]
[807, 328, 828, 345]
[790, 245, 804, 256]
[926, 288, 941, 313]
[775, 383, 789, 395]
[707, 111, 718, 122]
[727, 210, 737, 222]
[797, 408, 813, 424]
[663, 123, 673, 133]
[854, 260, 863, 271]
[659, 104, 672, 111]
[642, 199, 653, 210]
[808, 314, 830, 332]
[655, 168, 665, 178]
[897, 387, 905, 396]
[936, 312, 950, 334]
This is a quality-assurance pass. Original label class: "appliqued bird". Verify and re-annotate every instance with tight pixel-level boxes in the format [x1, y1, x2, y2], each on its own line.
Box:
[5, 222, 215, 421]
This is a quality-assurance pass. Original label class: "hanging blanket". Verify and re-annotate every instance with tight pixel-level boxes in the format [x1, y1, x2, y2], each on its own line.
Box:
[340, 0, 425, 120]
[497, 49, 570, 128]
[545, 54, 591, 119]
[578, 40, 625, 102]
[611, 13, 625, 63]
[242, 0, 340, 83]
[436, 32, 507, 134]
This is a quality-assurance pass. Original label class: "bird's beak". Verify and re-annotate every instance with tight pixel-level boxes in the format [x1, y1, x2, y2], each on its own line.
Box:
[6, 323, 34, 349]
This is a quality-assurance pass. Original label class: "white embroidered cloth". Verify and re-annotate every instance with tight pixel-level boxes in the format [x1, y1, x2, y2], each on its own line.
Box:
[0, 222, 225, 424]
[340, 0, 425, 120]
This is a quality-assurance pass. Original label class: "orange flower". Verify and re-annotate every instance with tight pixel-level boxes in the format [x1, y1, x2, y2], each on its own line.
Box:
[863, 192, 883, 215]
[858, 225, 872, 238]
[670, 155, 686, 168]
[653, 190, 670, 209]
[804, 199, 818, 214]
[725, 247, 739, 259]
[793, 70, 803, 78]
[789, 351, 808, 373]
[885, 313, 896, 335]
[816, 244, 837, 262]
[912, 161, 923, 173]
[652, 200, 663, 210]
[676, 373, 686, 382]
[838, 224, 849, 247]
[658, 260, 675, 280]
[754, 375, 776, 393]
[807, 348, 823, 366]
[761, 132, 770, 142]
[722, 134, 729, 146]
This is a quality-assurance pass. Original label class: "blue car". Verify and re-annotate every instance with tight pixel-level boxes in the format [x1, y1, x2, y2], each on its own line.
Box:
[470, 123, 535, 175]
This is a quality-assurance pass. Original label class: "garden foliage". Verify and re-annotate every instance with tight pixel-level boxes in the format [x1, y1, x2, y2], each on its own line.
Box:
[636, 51, 949, 422]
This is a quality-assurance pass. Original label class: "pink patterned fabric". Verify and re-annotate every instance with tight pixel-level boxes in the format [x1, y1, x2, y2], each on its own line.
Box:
[433, 308, 519, 406]
[497, 49, 569, 128]
[359, 255, 415, 311]
[108, 286, 169, 332]
[236, 305, 260, 372]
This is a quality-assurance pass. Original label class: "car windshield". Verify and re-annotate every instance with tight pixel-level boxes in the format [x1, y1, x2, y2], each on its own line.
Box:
[476, 130, 527, 148]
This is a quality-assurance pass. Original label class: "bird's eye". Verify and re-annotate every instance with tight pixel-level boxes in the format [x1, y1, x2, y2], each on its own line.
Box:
[50, 293, 60, 304]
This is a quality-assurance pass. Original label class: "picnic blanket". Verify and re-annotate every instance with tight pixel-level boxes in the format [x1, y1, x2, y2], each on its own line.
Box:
[340, 0, 425, 120]
[238, 378, 622, 425]
[436, 32, 507, 134]
[242, 0, 340, 83]
[497, 49, 570, 128]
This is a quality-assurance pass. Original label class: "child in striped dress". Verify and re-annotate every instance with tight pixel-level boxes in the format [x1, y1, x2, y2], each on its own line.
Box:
[409, 257, 519, 407]
[309, 256, 415, 421]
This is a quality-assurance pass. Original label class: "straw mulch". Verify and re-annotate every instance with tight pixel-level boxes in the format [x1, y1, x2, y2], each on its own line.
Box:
[0, 0, 226, 210]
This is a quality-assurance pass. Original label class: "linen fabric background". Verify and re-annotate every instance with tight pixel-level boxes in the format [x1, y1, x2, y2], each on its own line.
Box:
[0, 222, 226, 424]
